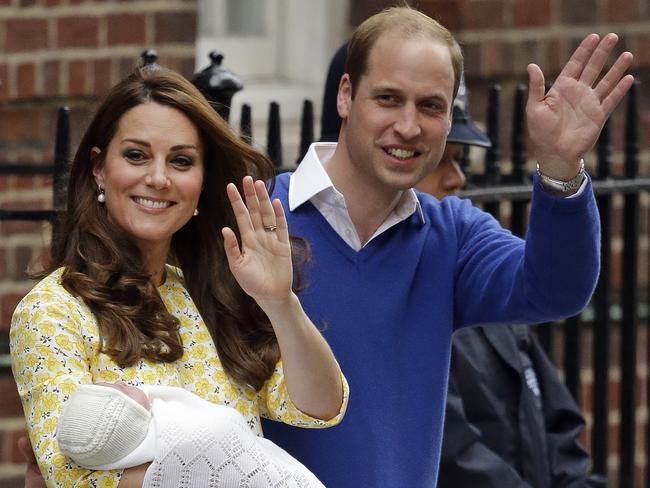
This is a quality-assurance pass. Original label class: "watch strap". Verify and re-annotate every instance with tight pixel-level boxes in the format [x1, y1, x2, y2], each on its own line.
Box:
[536, 159, 586, 194]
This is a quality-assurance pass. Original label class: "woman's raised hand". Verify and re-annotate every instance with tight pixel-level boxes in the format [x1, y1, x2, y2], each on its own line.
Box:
[224, 177, 345, 420]
[222, 176, 293, 308]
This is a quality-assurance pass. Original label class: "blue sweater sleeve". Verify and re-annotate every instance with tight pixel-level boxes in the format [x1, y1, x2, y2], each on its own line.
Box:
[453, 173, 600, 329]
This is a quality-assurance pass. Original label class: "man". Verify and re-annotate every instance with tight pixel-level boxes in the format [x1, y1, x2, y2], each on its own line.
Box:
[263, 6, 633, 487]
[319, 39, 605, 486]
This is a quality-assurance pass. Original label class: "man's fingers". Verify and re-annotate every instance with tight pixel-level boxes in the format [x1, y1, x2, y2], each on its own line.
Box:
[594, 51, 634, 102]
[601, 74, 635, 117]
[578, 33, 619, 87]
[526, 63, 545, 106]
[555, 33, 600, 81]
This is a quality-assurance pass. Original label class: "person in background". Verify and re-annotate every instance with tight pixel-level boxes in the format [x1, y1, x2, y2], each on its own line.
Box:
[321, 39, 606, 487]
[263, 6, 632, 487]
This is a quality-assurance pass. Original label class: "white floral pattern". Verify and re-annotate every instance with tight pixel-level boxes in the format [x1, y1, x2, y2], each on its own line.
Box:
[10, 266, 348, 488]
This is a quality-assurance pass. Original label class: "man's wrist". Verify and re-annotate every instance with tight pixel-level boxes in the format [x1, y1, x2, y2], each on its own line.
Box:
[536, 159, 586, 196]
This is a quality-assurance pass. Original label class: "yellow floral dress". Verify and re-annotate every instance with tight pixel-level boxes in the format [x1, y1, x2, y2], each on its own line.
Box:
[10, 267, 348, 488]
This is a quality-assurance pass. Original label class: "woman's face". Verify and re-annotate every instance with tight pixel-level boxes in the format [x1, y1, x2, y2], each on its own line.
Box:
[92, 102, 204, 258]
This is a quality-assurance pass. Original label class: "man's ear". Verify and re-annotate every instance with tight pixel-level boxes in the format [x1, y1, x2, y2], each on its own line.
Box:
[337, 73, 353, 120]
[90, 147, 104, 186]
[447, 118, 452, 135]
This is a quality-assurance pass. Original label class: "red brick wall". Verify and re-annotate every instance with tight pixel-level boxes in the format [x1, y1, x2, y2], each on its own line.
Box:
[0, 0, 197, 484]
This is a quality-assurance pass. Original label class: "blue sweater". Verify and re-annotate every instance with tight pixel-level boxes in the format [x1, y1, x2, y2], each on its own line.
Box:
[263, 172, 600, 487]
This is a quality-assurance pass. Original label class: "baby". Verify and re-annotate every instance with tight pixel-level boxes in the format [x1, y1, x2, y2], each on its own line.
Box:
[57, 382, 324, 487]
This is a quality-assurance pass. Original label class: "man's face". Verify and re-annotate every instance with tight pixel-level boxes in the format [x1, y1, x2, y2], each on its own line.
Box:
[415, 143, 467, 199]
[337, 33, 454, 198]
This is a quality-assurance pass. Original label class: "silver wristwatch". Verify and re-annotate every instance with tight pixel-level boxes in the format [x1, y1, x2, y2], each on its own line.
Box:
[536, 159, 586, 194]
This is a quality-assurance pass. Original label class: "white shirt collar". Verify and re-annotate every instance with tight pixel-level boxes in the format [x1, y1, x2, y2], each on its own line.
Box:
[289, 142, 425, 224]
[289, 143, 337, 211]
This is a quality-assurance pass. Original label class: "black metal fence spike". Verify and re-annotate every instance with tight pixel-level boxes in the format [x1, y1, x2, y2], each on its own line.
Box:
[296, 99, 314, 166]
[511, 84, 527, 184]
[510, 84, 528, 238]
[192, 51, 243, 122]
[484, 84, 502, 218]
[240, 104, 252, 144]
[596, 119, 612, 180]
[592, 116, 612, 477]
[624, 81, 639, 179]
[485, 84, 502, 177]
[51, 106, 70, 244]
[619, 83, 640, 488]
[141, 48, 159, 67]
[53, 106, 70, 212]
[209, 50, 224, 65]
[267, 102, 282, 170]
[564, 315, 582, 403]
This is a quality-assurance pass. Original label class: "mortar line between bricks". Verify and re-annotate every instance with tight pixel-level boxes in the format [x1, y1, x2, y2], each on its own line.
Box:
[0, 464, 27, 478]
[0, 3, 197, 19]
[1, 45, 196, 63]
[0, 418, 25, 430]
[457, 22, 650, 43]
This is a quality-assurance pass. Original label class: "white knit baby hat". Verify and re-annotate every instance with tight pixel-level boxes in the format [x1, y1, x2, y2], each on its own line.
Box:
[57, 384, 152, 467]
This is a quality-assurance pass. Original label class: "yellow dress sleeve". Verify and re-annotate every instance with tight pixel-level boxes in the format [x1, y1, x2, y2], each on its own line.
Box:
[258, 359, 349, 428]
[10, 274, 123, 488]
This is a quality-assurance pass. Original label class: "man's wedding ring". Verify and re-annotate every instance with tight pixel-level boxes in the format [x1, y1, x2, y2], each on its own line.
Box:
[263, 224, 277, 232]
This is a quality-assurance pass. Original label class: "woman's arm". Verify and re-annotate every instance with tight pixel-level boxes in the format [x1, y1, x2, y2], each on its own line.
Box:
[117, 464, 150, 488]
[10, 276, 125, 487]
[222, 177, 343, 420]
[256, 293, 343, 420]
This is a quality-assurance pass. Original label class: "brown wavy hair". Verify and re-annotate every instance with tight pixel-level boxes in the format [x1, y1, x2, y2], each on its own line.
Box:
[48, 67, 290, 391]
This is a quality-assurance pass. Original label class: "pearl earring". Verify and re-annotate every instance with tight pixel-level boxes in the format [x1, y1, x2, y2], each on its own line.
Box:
[193, 208, 199, 217]
[97, 185, 106, 203]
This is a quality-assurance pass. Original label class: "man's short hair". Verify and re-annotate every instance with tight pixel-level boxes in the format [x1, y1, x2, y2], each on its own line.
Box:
[346, 6, 463, 101]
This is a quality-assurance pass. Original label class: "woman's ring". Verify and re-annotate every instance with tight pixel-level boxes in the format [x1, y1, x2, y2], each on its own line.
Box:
[263, 224, 277, 232]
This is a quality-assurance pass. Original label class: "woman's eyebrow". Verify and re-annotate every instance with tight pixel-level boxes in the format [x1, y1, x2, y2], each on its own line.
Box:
[120, 139, 198, 151]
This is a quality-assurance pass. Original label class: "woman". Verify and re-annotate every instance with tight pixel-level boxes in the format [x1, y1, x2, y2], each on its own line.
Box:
[10, 67, 347, 487]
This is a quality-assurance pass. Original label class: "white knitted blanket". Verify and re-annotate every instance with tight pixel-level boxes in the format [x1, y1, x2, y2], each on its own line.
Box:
[130, 385, 325, 488]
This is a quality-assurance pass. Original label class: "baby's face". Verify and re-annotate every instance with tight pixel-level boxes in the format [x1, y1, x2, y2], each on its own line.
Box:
[96, 381, 150, 409]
